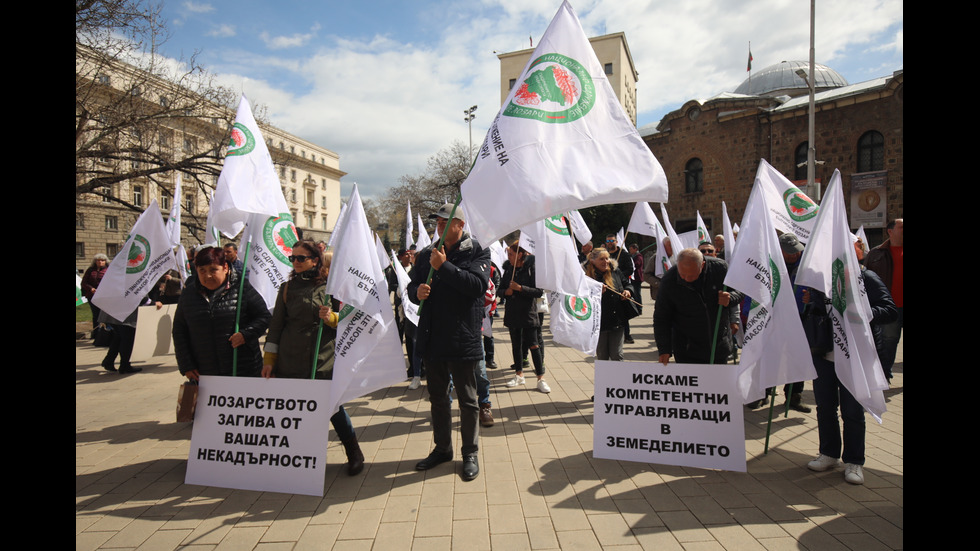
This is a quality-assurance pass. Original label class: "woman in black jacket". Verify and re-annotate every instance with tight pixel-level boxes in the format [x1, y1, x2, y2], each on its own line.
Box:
[499, 243, 550, 393]
[172, 247, 271, 380]
[584, 248, 632, 361]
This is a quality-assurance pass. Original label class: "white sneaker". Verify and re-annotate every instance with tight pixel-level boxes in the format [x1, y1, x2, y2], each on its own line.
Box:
[844, 463, 864, 485]
[807, 454, 839, 472]
[537, 379, 551, 393]
[408, 376, 421, 390]
[506, 375, 526, 387]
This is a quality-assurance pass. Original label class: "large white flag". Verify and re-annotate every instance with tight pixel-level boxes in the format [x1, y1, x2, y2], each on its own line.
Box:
[754, 158, 821, 244]
[721, 201, 736, 259]
[405, 201, 414, 249]
[210, 95, 284, 237]
[329, 302, 405, 416]
[243, 212, 299, 310]
[325, 184, 392, 325]
[695, 211, 710, 246]
[390, 250, 419, 327]
[459, 0, 668, 244]
[627, 201, 671, 277]
[724, 183, 816, 403]
[414, 213, 431, 250]
[796, 170, 888, 422]
[522, 214, 590, 296]
[547, 276, 602, 355]
[166, 174, 182, 247]
[92, 200, 178, 320]
[567, 209, 592, 247]
[327, 201, 348, 250]
[660, 203, 682, 265]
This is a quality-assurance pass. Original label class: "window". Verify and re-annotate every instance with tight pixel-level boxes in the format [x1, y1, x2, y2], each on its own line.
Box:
[76, 242, 86, 259]
[133, 185, 144, 207]
[322, 215, 328, 230]
[684, 158, 704, 193]
[306, 214, 314, 227]
[107, 243, 120, 257]
[161, 195, 171, 210]
[321, 197, 326, 208]
[96, 74, 110, 85]
[322, 178, 326, 190]
[509, 78, 517, 90]
[857, 130, 884, 172]
[101, 185, 112, 203]
[795, 142, 809, 180]
[105, 216, 118, 230]
[185, 193, 194, 213]
[291, 169, 297, 183]
[604, 62, 613, 75]
[290, 189, 297, 203]
[306, 189, 315, 205]
[76, 213, 85, 228]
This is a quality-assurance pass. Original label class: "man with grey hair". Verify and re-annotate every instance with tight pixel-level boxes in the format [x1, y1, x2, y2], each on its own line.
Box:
[654, 248, 741, 365]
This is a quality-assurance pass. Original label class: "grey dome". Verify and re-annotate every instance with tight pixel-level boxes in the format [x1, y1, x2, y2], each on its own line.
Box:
[735, 60, 848, 97]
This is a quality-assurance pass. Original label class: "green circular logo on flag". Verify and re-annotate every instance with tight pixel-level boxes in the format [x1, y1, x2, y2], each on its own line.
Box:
[226, 122, 255, 157]
[563, 295, 592, 321]
[831, 258, 847, 315]
[503, 53, 595, 124]
[544, 214, 570, 236]
[262, 213, 299, 264]
[126, 235, 151, 274]
[782, 187, 819, 221]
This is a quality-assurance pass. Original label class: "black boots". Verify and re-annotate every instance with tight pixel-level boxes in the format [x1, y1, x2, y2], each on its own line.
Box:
[341, 436, 365, 476]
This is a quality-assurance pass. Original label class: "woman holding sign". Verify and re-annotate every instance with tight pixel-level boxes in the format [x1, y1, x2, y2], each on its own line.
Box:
[261, 241, 364, 476]
[173, 246, 271, 379]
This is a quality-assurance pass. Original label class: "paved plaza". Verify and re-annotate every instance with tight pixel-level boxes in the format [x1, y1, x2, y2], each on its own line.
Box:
[76, 302, 903, 550]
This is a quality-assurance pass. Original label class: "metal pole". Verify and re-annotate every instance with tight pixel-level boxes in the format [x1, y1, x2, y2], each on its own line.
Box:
[807, 0, 817, 199]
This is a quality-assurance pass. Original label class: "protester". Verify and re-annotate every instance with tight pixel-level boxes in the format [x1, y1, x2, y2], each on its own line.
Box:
[578, 240, 593, 264]
[804, 244, 897, 484]
[626, 243, 644, 343]
[223, 243, 244, 274]
[499, 243, 550, 393]
[713, 235, 726, 260]
[172, 246, 270, 380]
[654, 248, 741, 364]
[584, 248, 632, 362]
[99, 307, 141, 373]
[408, 203, 490, 481]
[261, 242, 365, 476]
[865, 218, 903, 381]
[82, 253, 110, 337]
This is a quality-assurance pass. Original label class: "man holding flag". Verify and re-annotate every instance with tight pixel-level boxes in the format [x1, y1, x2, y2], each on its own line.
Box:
[408, 203, 491, 481]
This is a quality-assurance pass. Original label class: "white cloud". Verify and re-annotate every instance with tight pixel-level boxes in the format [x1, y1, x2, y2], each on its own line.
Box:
[182, 1, 214, 14]
[207, 24, 236, 38]
[260, 23, 322, 50]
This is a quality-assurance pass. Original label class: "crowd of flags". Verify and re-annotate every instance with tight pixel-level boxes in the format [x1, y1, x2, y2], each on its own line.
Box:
[84, 0, 890, 427]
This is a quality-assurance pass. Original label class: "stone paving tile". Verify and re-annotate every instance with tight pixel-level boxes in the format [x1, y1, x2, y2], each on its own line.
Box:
[76, 304, 902, 549]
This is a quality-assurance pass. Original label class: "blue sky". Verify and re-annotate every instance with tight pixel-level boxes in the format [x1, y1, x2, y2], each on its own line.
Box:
[155, 0, 903, 202]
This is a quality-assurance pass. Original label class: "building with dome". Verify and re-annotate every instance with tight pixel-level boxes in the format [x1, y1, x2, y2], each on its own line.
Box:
[640, 61, 903, 246]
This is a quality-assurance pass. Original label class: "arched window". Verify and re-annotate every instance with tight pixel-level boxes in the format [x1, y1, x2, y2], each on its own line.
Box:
[795, 142, 809, 180]
[685, 158, 704, 193]
[857, 131, 884, 172]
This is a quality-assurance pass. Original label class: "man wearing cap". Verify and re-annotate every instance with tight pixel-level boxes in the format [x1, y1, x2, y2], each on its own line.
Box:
[408, 203, 491, 481]
[748, 233, 812, 411]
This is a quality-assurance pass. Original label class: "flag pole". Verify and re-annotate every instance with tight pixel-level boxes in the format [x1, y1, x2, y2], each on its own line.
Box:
[708, 285, 729, 364]
[418, 195, 463, 315]
[232, 238, 252, 377]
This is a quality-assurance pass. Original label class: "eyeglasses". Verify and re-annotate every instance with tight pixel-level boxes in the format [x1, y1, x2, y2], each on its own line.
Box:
[288, 255, 315, 263]
[605, 239, 616, 243]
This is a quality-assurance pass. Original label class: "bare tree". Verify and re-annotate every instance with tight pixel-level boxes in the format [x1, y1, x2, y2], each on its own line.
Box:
[76, 0, 239, 241]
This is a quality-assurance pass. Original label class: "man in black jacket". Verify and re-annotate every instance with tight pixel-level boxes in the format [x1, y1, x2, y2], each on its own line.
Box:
[654, 248, 741, 364]
[408, 203, 491, 481]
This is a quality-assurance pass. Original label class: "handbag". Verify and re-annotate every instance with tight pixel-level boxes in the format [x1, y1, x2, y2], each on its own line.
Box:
[176, 381, 199, 422]
[534, 296, 550, 314]
[92, 323, 113, 347]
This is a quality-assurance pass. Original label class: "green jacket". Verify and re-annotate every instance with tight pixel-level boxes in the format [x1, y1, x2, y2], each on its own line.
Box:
[264, 272, 338, 380]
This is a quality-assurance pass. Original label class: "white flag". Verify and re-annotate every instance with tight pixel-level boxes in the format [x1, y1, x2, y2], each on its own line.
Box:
[325, 184, 391, 324]
[327, 201, 349, 250]
[204, 191, 221, 247]
[615, 227, 625, 250]
[166, 174, 182, 247]
[797, 170, 888, 422]
[92, 200, 178, 320]
[517, 226, 537, 255]
[459, 0, 668, 244]
[522, 215, 589, 296]
[175, 244, 192, 284]
[243, 212, 299, 310]
[754, 158, 821, 244]
[414, 213, 431, 250]
[211, 95, 285, 237]
[660, 203, 682, 265]
[405, 201, 414, 249]
[390, 250, 419, 327]
[375, 234, 391, 270]
[695, 211, 710, 246]
[627, 201, 663, 239]
[547, 276, 602, 355]
[329, 302, 405, 417]
[567, 209, 592, 247]
[724, 183, 816, 403]
[721, 201, 735, 259]
[488, 239, 506, 274]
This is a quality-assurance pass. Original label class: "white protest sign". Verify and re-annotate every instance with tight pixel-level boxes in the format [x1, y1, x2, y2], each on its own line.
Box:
[185, 375, 332, 496]
[593, 361, 746, 472]
[131, 304, 177, 361]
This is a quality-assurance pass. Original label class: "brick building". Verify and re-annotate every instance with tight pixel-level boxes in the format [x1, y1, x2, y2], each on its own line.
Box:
[641, 61, 903, 247]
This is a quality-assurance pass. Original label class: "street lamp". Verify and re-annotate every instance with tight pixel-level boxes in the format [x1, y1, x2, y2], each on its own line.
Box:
[463, 105, 477, 160]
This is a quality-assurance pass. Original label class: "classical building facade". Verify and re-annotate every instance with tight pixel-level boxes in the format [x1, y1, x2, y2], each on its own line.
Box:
[498, 32, 638, 125]
[75, 47, 344, 272]
[641, 61, 903, 246]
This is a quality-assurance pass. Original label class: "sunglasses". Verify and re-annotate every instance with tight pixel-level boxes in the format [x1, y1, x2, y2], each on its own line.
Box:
[288, 255, 315, 263]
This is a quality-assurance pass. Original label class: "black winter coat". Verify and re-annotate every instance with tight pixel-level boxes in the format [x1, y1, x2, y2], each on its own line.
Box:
[173, 270, 271, 378]
[498, 256, 543, 329]
[408, 232, 491, 362]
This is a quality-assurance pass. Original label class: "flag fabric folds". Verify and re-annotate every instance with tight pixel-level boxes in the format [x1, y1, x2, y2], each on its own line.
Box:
[567, 209, 592, 247]
[405, 201, 414, 249]
[547, 276, 603, 355]
[459, 0, 668, 244]
[92, 200, 178, 320]
[695, 211, 710, 246]
[660, 203, 682, 265]
[522, 215, 590, 296]
[724, 183, 816, 403]
[243, 211, 299, 310]
[796, 170, 888, 422]
[754, 159, 821, 244]
[414, 213, 431, 250]
[166, 174, 182, 247]
[721, 201, 736, 259]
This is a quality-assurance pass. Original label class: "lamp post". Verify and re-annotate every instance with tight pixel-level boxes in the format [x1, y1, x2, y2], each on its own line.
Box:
[463, 105, 477, 160]
[794, 0, 819, 201]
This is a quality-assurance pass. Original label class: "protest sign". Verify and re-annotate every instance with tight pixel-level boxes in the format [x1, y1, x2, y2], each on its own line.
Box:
[131, 304, 177, 361]
[593, 360, 746, 472]
[185, 375, 332, 496]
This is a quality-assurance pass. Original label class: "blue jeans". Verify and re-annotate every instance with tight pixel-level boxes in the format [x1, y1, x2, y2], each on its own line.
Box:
[812, 356, 865, 465]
